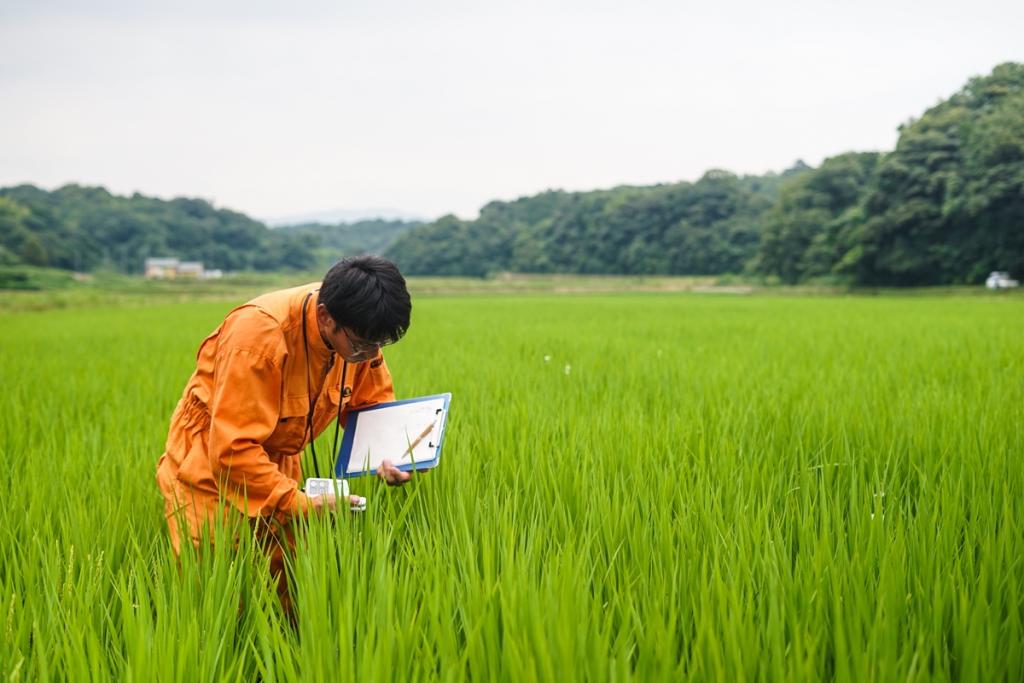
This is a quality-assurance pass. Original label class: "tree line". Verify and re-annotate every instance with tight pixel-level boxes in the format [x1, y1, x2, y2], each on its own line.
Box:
[0, 184, 317, 273]
[0, 185, 421, 274]
[2, 63, 1020, 286]
[385, 62, 1023, 286]
[385, 171, 790, 278]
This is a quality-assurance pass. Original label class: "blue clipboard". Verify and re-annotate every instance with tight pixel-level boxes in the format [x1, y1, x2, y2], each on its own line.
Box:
[334, 393, 452, 478]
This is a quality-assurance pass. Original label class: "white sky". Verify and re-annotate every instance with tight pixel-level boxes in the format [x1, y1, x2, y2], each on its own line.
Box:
[1, 0, 1022, 221]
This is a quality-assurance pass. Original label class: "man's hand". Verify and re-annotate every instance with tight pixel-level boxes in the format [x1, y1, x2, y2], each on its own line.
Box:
[376, 459, 412, 486]
[307, 493, 366, 513]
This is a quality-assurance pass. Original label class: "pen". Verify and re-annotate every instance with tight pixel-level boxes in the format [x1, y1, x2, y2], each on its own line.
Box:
[397, 420, 437, 462]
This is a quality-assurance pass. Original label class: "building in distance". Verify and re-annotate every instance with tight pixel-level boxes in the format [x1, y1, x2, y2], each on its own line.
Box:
[144, 258, 223, 280]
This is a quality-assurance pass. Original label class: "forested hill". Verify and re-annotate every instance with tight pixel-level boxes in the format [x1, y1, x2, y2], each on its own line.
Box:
[385, 171, 795, 277]
[0, 185, 420, 273]
[386, 62, 1024, 285]
[756, 62, 1024, 286]
[2, 63, 1020, 286]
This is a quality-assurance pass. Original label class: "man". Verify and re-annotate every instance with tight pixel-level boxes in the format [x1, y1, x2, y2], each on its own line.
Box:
[155, 255, 413, 605]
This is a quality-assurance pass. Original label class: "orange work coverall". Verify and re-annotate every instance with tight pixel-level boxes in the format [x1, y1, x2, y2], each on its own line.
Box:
[155, 283, 395, 587]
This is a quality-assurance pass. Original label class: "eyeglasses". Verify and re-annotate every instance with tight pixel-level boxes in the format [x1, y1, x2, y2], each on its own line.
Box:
[341, 327, 390, 355]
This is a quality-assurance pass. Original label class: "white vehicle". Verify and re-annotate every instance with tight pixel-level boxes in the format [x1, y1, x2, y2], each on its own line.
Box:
[985, 271, 1020, 289]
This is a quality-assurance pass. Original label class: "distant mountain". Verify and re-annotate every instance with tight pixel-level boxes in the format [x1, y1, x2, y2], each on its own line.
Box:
[265, 208, 426, 227]
[275, 219, 422, 270]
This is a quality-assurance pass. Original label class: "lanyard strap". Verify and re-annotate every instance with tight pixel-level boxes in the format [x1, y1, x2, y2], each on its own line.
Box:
[301, 291, 347, 479]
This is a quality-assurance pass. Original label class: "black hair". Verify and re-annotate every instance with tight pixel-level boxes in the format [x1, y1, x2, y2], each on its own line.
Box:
[318, 255, 411, 344]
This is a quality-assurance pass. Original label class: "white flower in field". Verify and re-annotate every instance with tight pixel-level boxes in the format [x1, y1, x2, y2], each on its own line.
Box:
[871, 491, 886, 520]
[544, 355, 552, 363]
[564, 364, 571, 375]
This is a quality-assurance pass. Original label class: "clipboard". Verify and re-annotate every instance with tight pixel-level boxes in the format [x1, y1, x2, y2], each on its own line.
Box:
[334, 393, 452, 478]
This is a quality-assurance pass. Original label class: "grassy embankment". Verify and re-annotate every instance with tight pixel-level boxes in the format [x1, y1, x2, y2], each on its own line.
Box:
[2, 264, 1017, 314]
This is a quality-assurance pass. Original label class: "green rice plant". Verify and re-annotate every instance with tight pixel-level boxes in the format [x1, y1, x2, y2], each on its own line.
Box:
[0, 293, 1021, 680]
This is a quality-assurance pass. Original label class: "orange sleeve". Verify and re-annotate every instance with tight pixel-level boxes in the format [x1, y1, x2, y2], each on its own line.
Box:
[208, 313, 309, 519]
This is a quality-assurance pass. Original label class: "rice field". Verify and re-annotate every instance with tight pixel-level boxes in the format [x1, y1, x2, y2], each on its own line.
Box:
[0, 292, 1022, 681]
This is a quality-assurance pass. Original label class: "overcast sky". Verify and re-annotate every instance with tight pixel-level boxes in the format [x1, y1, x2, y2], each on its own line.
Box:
[1, 0, 1022, 222]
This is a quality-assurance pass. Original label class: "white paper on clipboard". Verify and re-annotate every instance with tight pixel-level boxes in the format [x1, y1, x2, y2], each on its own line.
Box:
[337, 394, 450, 477]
